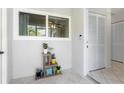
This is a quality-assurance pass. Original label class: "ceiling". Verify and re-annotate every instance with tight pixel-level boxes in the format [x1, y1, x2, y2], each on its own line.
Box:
[111, 8, 124, 16]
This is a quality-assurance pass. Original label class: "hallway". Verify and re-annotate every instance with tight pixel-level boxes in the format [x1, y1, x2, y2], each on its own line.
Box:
[89, 61, 124, 84]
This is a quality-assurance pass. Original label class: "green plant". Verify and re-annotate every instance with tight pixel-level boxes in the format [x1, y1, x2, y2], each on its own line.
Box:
[43, 43, 48, 49]
[56, 66, 61, 70]
[48, 47, 54, 50]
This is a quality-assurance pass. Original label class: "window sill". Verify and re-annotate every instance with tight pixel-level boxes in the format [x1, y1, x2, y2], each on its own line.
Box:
[13, 36, 71, 41]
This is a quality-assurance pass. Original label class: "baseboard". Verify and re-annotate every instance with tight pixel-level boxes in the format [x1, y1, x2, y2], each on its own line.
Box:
[112, 59, 123, 63]
[89, 67, 105, 72]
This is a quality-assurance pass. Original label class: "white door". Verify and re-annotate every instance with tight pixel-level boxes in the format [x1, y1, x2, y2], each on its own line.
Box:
[88, 13, 106, 71]
[0, 9, 7, 84]
[0, 9, 2, 83]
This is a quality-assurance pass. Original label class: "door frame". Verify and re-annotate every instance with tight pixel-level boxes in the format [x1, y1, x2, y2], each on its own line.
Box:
[1, 8, 7, 84]
[83, 9, 89, 76]
[83, 9, 109, 75]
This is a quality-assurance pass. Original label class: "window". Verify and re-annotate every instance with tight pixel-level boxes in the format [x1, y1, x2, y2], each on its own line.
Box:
[15, 9, 71, 40]
[48, 16, 69, 38]
[19, 12, 46, 36]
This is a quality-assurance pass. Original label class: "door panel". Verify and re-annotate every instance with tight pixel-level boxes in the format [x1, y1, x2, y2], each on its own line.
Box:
[98, 17, 105, 44]
[88, 14, 97, 70]
[0, 9, 2, 83]
[88, 14, 105, 71]
[96, 16, 105, 69]
[88, 15, 97, 44]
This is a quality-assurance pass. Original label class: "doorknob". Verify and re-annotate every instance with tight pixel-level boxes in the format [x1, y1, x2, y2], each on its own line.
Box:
[0, 51, 4, 54]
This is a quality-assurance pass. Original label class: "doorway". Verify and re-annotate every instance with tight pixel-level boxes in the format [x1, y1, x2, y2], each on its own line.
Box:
[87, 12, 106, 72]
[86, 8, 124, 84]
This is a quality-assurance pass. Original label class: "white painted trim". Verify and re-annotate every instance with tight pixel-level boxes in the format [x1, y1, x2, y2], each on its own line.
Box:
[105, 10, 111, 68]
[69, 17, 72, 40]
[104, 16, 108, 68]
[1, 8, 7, 84]
[83, 9, 89, 76]
[13, 8, 71, 40]
[46, 15, 48, 38]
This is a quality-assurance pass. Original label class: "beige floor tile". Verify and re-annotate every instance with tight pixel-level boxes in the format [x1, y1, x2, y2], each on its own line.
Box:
[11, 70, 96, 84]
[89, 61, 124, 84]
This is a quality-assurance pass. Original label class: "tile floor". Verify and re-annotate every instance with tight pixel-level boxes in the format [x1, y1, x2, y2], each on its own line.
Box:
[89, 61, 124, 84]
[11, 70, 97, 84]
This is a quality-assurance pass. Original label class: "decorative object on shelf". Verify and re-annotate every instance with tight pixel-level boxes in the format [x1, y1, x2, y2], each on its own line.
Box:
[46, 68, 53, 76]
[35, 43, 62, 80]
[56, 66, 61, 74]
[43, 43, 48, 54]
[51, 53, 57, 65]
[47, 52, 52, 65]
[40, 70, 44, 78]
[51, 53, 56, 59]
[35, 68, 44, 80]
[51, 59, 57, 65]
[44, 54, 51, 65]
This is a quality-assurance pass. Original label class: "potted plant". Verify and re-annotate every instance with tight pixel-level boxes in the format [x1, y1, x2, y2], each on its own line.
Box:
[43, 43, 48, 54]
[56, 66, 61, 74]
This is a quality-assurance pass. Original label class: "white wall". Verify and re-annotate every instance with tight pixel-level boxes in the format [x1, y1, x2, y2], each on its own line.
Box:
[71, 9, 84, 76]
[9, 8, 111, 79]
[10, 8, 72, 79]
[111, 9, 124, 62]
[111, 9, 124, 23]
[111, 22, 124, 62]
[7, 8, 13, 83]
[106, 9, 111, 67]
[33, 8, 72, 16]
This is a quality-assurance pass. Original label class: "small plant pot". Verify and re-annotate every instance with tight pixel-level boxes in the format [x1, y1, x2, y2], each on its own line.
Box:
[57, 70, 61, 74]
[44, 49, 48, 54]
[51, 59, 56, 64]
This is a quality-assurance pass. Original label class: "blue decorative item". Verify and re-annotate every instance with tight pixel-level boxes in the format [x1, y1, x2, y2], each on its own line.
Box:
[51, 53, 56, 59]
[46, 68, 53, 76]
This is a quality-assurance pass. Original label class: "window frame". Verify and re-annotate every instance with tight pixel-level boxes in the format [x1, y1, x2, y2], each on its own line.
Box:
[13, 8, 71, 40]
